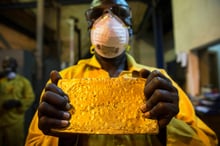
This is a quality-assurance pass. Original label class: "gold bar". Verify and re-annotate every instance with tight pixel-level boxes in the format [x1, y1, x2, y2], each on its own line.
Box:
[52, 77, 159, 134]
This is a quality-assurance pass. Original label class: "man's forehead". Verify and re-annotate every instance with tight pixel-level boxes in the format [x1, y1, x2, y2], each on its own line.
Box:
[91, 0, 128, 7]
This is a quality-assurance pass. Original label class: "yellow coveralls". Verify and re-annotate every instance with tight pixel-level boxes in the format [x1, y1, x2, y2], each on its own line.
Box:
[0, 74, 35, 146]
[25, 54, 218, 146]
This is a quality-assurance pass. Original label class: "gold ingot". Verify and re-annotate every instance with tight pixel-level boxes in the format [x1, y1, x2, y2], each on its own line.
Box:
[52, 77, 159, 134]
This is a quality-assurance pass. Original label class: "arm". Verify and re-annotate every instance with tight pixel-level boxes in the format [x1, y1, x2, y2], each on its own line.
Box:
[25, 111, 59, 146]
[1, 76, 34, 111]
[140, 69, 218, 145]
[168, 81, 218, 145]
[25, 70, 78, 146]
[19, 77, 35, 112]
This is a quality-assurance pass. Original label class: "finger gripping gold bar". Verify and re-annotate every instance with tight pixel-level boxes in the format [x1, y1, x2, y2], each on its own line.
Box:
[53, 77, 159, 134]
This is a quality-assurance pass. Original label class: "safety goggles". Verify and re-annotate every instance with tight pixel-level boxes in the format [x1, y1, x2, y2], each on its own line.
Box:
[85, 4, 132, 25]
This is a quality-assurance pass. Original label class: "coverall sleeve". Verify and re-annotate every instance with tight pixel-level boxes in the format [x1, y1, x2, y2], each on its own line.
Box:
[25, 110, 59, 146]
[25, 67, 218, 146]
[19, 77, 35, 112]
[159, 69, 218, 146]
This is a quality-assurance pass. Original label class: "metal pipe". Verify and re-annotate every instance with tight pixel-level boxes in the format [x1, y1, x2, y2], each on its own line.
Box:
[68, 18, 75, 66]
[152, 0, 164, 68]
[36, 0, 44, 80]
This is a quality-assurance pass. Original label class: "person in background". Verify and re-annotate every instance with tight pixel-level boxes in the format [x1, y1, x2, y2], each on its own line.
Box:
[0, 56, 35, 146]
[25, 0, 218, 145]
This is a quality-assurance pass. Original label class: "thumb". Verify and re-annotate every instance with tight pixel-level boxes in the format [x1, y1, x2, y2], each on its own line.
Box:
[139, 69, 151, 79]
[50, 70, 62, 85]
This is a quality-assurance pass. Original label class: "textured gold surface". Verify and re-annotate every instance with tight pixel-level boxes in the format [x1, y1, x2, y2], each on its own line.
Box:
[53, 77, 159, 134]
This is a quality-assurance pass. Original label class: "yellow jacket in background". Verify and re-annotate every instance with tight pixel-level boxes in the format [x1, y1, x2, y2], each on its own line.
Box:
[0, 74, 35, 127]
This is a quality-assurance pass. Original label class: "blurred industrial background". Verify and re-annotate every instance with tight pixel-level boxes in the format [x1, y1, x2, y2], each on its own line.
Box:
[0, 0, 220, 143]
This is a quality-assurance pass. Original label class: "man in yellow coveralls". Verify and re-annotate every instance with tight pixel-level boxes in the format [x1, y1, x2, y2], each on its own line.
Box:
[0, 56, 35, 146]
[25, 0, 218, 145]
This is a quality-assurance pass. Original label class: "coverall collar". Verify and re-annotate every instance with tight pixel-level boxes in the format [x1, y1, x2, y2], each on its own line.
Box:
[86, 53, 141, 73]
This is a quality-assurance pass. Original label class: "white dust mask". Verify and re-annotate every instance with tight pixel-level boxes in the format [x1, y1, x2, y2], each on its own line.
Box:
[7, 72, 16, 80]
[90, 12, 129, 58]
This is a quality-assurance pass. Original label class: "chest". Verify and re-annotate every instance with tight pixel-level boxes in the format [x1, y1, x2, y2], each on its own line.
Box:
[0, 78, 24, 95]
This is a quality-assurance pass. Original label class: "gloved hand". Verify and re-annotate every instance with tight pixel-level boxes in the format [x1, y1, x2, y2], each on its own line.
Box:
[38, 70, 72, 137]
[2, 99, 22, 110]
[140, 69, 179, 128]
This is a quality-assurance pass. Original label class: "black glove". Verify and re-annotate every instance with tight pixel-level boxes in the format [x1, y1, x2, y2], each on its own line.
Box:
[2, 99, 22, 110]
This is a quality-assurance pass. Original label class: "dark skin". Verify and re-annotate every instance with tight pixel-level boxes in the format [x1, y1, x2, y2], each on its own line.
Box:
[38, 0, 179, 144]
[95, 51, 128, 77]
[38, 52, 179, 134]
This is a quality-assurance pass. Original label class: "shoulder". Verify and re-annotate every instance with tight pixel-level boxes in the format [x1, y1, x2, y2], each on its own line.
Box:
[16, 74, 28, 80]
[126, 53, 165, 73]
[59, 58, 93, 78]
[134, 62, 167, 74]
[16, 74, 31, 83]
